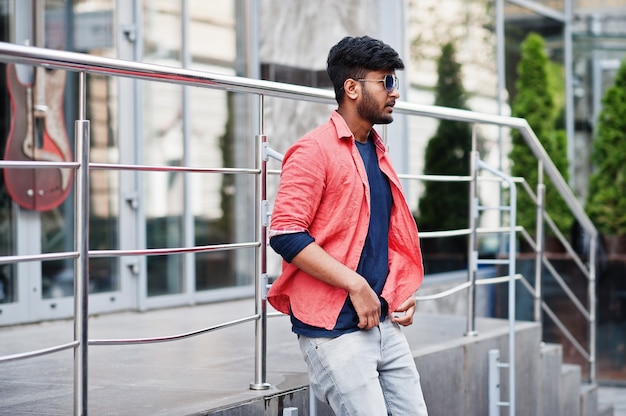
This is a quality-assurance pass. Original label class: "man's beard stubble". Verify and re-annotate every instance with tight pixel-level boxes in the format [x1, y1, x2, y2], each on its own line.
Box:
[357, 87, 394, 125]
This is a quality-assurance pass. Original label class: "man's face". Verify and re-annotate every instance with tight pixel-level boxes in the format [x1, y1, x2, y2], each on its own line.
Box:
[356, 70, 400, 125]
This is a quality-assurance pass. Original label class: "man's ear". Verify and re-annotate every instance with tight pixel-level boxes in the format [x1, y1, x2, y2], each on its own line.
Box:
[343, 79, 360, 100]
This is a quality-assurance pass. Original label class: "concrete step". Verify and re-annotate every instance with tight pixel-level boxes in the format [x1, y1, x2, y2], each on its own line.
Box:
[562, 364, 582, 416]
[579, 383, 598, 416]
[539, 343, 563, 416]
[200, 387, 332, 416]
[538, 343, 609, 416]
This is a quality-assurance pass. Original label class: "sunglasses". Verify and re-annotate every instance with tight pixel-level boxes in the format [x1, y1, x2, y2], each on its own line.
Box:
[357, 74, 399, 92]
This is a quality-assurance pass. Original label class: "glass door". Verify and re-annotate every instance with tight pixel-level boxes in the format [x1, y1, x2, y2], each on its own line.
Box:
[32, 0, 135, 321]
[0, 0, 140, 325]
[0, 0, 20, 324]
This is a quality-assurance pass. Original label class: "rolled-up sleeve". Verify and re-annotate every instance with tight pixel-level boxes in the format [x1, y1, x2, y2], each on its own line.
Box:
[269, 135, 326, 238]
[269, 232, 315, 263]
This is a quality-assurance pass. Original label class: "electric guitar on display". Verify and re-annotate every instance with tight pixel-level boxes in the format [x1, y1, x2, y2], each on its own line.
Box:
[4, 62, 73, 211]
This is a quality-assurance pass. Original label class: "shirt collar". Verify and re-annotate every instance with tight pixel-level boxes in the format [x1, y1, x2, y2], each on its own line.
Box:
[330, 110, 387, 153]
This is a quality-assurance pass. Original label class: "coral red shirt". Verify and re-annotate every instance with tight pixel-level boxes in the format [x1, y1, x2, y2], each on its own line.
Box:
[267, 111, 424, 330]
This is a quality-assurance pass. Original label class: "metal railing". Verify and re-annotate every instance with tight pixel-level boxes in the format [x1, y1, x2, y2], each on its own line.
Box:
[0, 42, 599, 415]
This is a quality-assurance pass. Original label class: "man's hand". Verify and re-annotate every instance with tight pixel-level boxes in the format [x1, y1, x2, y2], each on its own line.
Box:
[348, 279, 381, 330]
[290, 243, 382, 330]
[391, 296, 416, 326]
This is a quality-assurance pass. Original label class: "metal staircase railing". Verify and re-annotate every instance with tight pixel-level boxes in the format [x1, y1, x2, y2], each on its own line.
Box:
[0, 42, 600, 415]
[466, 139, 518, 416]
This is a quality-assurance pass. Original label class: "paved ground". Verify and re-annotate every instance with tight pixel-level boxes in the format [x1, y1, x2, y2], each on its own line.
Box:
[0, 299, 307, 415]
[0, 298, 624, 415]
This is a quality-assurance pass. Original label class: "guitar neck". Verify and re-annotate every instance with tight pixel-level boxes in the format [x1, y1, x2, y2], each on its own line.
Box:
[34, 66, 48, 116]
[33, 0, 47, 116]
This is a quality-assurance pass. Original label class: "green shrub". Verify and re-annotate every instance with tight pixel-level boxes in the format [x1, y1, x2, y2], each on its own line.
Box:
[586, 58, 626, 236]
[509, 33, 572, 238]
[417, 42, 471, 232]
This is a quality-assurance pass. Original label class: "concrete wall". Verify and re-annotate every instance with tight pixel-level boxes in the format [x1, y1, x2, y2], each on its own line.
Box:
[204, 316, 604, 416]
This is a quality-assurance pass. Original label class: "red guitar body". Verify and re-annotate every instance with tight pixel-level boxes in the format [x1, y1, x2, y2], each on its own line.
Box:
[4, 64, 73, 211]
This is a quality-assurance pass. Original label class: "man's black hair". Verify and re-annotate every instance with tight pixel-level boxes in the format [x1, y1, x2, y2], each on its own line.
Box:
[327, 35, 405, 104]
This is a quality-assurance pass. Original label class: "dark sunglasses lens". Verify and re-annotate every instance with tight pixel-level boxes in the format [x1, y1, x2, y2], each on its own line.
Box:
[384, 75, 396, 91]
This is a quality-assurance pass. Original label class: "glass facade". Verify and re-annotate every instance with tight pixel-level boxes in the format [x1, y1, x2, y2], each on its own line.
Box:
[140, 1, 240, 297]
[0, 0, 14, 305]
[0, 0, 244, 319]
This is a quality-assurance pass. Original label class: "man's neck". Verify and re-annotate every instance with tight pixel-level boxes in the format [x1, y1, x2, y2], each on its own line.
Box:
[337, 107, 372, 143]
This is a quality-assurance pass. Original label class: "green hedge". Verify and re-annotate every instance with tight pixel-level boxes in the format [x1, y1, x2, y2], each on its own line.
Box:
[417, 42, 471, 232]
[509, 32, 572, 238]
[586, 58, 626, 237]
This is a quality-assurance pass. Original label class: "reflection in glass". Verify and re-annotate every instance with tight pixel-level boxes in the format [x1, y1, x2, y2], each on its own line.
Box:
[41, 71, 121, 299]
[41, 0, 119, 299]
[143, 79, 184, 296]
[146, 207, 183, 296]
[0, 0, 15, 304]
[190, 86, 236, 291]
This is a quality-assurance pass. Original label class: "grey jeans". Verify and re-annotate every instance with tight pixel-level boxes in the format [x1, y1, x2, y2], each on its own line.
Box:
[298, 319, 428, 415]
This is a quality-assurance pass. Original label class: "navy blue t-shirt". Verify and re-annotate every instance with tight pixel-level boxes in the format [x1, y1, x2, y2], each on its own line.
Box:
[270, 137, 393, 337]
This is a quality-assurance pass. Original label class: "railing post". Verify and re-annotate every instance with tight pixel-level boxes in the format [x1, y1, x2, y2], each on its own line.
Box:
[534, 162, 545, 323]
[588, 235, 597, 383]
[507, 169, 517, 416]
[474, 159, 517, 416]
[74, 71, 90, 416]
[251, 94, 270, 390]
[466, 126, 479, 336]
[488, 349, 502, 416]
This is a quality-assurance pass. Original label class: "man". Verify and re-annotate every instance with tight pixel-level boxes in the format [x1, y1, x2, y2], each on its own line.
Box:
[268, 35, 428, 415]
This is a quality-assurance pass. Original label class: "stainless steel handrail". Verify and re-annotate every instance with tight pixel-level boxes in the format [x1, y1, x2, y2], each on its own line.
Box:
[89, 242, 259, 258]
[0, 42, 335, 104]
[0, 251, 80, 265]
[0, 160, 80, 169]
[0, 243, 258, 265]
[90, 162, 259, 174]
[394, 102, 596, 238]
[88, 315, 259, 346]
[0, 41, 597, 242]
[0, 341, 80, 364]
[0, 42, 600, 414]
